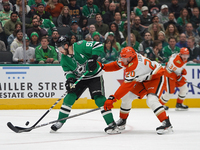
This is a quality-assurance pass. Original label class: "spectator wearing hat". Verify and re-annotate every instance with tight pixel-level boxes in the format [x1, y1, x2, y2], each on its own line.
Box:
[147, 0, 161, 17]
[26, 18, 48, 40]
[13, 36, 36, 64]
[0, 1, 13, 27]
[105, 31, 121, 53]
[94, 13, 109, 37]
[157, 4, 170, 24]
[168, 0, 183, 19]
[132, 16, 148, 39]
[45, 0, 64, 18]
[122, 20, 142, 43]
[92, 31, 104, 43]
[82, 0, 100, 18]
[68, 0, 82, 18]
[67, 20, 83, 41]
[0, 0, 13, 11]
[10, 30, 23, 54]
[29, 32, 41, 48]
[140, 6, 152, 28]
[32, 3, 52, 21]
[35, 36, 59, 64]
[148, 16, 165, 32]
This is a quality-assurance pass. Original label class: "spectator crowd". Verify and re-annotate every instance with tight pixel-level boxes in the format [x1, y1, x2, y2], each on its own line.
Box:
[0, 0, 200, 64]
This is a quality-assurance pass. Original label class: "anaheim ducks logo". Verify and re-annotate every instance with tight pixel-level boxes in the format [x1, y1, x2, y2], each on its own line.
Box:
[176, 60, 181, 64]
[128, 62, 133, 67]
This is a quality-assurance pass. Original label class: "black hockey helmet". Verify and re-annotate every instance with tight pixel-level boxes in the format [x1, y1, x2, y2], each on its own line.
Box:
[56, 36, 70, 48]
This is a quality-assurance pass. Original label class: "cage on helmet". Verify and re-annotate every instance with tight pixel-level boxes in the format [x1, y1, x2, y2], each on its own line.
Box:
[120, 46, 136, 58]
[180, 47, 189, 55]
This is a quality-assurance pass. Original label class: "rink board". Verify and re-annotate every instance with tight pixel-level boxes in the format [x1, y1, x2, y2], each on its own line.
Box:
[0, 64, 200, 109]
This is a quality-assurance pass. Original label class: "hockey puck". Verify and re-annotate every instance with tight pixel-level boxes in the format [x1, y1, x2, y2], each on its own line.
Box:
[25, 121, 29, 126]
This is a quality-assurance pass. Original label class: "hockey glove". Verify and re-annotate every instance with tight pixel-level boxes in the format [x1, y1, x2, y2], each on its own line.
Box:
[181, 69, 187, 75]
[65, 78, 77, 93]
[88, 55, 98, 72]
[177, 75, 182, 82]
[104, 95, 117, 111]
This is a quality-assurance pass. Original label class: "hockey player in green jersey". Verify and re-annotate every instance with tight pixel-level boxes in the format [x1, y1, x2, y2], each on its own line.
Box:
[51, 36, 120, 134]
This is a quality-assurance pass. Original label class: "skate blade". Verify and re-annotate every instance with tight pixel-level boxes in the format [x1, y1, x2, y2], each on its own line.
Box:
[157, 126, 173, 135]
[118, 125, 125, 131]
[106, 128, 121, 135]
[175, 108, 188, 111]
[50, 129, 57, 133]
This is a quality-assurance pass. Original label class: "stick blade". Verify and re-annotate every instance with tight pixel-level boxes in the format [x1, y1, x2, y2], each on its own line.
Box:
[7, 122, 32, 133]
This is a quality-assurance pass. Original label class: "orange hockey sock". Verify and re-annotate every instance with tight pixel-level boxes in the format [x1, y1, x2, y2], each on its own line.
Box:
[177, 98, 184, 104]
[119, 112, 129, 119]
[157, 111, 168, 122]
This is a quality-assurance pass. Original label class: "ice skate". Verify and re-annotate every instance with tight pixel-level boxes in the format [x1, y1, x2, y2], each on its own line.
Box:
[50, 122, 63, 133]
[104, 122, 121, 134]
[116, 118, 127, 130]
[156, 117, 173, 135]
[163, 105, 169, 110]
[175, 103, 188, 111]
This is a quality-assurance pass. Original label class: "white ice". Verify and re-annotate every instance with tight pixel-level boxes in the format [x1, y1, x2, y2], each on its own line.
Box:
[1, 108, 200, 150]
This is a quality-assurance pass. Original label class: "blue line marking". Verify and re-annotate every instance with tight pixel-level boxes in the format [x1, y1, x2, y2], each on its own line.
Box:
[3, 67, 29, 69]
[6, 72, 27, 74]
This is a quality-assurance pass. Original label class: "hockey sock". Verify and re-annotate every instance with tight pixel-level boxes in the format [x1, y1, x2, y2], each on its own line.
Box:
[58, 105, 71, 123]
[94, 95, 115, 125]
[159, 99, 165, 105]
[177, 98, 184, 104]
[100, 107, 115, 125]
[58, 93, 77, 123]
[157, 111, 168, 122]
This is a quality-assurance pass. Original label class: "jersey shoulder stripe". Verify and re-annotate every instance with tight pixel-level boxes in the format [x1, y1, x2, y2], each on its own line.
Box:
[92, 42, 103, 50]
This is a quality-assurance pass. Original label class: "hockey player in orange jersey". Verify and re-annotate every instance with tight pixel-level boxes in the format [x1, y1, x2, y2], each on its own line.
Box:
[102, 46, 173, 134]
[159, 47, 190, 111]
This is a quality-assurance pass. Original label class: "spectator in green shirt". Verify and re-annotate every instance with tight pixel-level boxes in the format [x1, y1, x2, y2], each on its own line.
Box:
[121, 33, 140, 52]
[163, 36, 180, 62]
[177, 8, 190, 27]
[98, 38, 118, 64]
[35, 36, 59, 64]
[82, 0, 100, 18]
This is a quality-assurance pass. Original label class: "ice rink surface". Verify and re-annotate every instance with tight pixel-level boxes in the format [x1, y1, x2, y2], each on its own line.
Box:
[1, 108, 200, 150]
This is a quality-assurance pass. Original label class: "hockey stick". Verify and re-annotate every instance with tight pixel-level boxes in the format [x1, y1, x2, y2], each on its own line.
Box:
[186, 81, 200, 89]
[7, 71, 89, 133]
[7, 107, 101, 133]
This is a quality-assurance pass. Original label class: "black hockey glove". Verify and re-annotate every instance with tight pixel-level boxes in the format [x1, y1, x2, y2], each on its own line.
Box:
[88, 55, 98, 72]
[65, 78, 77, 93]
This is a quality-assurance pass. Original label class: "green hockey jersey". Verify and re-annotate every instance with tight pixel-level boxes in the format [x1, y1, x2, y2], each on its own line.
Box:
[61, 40, 104, 80]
